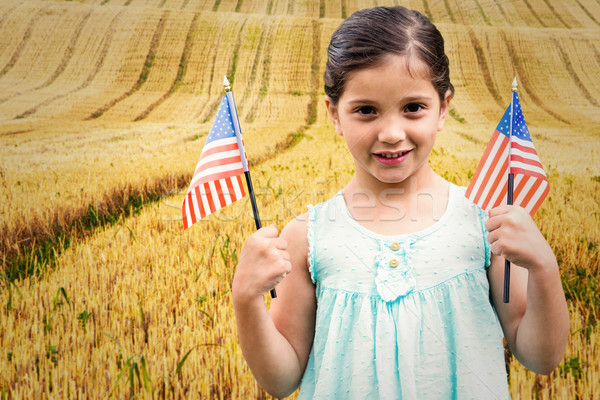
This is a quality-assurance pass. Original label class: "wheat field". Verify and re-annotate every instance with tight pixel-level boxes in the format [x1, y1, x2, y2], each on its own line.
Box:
[0, 0, 599, 398]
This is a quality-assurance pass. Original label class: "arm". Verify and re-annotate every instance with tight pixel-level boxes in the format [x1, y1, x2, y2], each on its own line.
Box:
[232, 215, 316, 398]
[486, 205, 569, 375]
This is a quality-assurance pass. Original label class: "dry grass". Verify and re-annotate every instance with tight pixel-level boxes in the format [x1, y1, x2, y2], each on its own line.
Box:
[1, 0, 599, 397]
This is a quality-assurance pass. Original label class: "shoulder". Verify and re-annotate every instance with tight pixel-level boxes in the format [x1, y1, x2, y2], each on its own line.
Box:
[280, 213, 309, 261]
[450, 184, 487, 219]
[281, 212, 309, 239]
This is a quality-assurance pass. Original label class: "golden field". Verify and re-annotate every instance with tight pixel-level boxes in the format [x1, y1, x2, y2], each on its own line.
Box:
[0, 0, 599, 398]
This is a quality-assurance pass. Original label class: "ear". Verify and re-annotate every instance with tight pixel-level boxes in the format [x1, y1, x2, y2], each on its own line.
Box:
[437, 89, 452, 131]
[324, 97, 343, 135]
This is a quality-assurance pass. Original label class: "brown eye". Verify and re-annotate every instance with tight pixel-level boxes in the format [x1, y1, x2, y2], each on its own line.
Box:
[405, 103, 422, 113]
[356, 106, 376, 115]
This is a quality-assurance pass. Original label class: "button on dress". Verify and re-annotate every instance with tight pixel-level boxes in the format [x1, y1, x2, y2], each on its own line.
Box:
[298, 183, 510, 399]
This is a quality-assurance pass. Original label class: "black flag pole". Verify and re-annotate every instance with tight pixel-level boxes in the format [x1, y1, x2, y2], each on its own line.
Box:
[503, 77, 518, 303]
[503, 173, 514, 303]
[224, 76, 277, 299]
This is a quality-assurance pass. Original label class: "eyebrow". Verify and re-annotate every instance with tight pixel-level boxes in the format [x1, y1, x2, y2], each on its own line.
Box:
[345, 95, 434, 105]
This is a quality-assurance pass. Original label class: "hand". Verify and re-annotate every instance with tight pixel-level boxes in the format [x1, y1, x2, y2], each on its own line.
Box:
[232, 225, 292, 300]
[485, 205, 556, 271]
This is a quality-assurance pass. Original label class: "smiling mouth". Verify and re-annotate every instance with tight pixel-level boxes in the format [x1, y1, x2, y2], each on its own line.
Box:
[375, 150, 411, 158]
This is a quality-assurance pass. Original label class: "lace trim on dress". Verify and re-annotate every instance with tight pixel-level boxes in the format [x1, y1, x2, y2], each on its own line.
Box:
[307, 204, 316, 284]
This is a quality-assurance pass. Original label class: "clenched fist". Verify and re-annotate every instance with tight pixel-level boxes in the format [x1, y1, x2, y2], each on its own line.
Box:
[232, 225, 293, 300]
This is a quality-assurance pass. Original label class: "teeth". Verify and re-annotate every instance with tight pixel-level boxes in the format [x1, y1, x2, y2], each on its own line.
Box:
[380, 152, 407, 158]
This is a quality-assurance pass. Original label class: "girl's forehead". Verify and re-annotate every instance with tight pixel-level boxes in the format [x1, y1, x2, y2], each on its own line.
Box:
[342, 55, 436, 99]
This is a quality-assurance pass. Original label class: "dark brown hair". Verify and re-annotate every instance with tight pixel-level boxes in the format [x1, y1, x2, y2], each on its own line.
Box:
[324, 6, 454, 105]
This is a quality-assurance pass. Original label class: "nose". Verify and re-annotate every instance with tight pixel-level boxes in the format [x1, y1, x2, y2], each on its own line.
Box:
[377, 112, 406, 144]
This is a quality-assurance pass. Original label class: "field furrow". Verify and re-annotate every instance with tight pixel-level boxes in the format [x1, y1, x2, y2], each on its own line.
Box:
[552, 38, 600, 110]
[86, 10, 168, 120]
[214, 0, 239, 13]
[575, 0, 600, 27]
[0, 2, 20, 35]
[14, 8, 126, 120]
[0, 4, 50, 79]
[134, 12, 199, 121]
[442, 24, 505, 127]
[195, 14, 251, 123]
[0, 7, 94, 106]
[178, 0, 216, 10]
[322, 0, 342, 19]
[289, 0, 320, 17]
[147, 15, 247, 122]
[237, 0, 269, 14]
[541, 0, 571, 28]
[500, 30, 569, 125]
[91, 11, 191, 121]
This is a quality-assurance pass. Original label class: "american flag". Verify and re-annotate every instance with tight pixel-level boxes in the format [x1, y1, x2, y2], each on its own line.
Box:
[465, 91, 549, 216]
[182, 95, 246, 229]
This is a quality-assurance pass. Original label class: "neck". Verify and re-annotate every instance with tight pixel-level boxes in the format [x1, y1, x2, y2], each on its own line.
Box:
[344, 165, 443, 202]
[342, 168, 450, 233]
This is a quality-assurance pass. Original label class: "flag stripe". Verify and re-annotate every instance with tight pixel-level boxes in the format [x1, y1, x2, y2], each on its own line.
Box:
[519, 177, 543, 209]
[196, 148, 242, 168]
[480, 159, 508, 210]
[510, 166, 547, 180]
[470, 132, 508, 205]
[475, 135, 508, 204]
[466, 131, 507, 201]
[225, 178, 235, 205]
[189, 164, 244, 188]
[511, 141, 537, 154]
[199, 138, 239, 155]
[235, 174, 245, 198]
[195, 155, 242, 176]
[513, 175, 531, 205]
[529, 182, 550, 216]
[510, 154, 543, 169]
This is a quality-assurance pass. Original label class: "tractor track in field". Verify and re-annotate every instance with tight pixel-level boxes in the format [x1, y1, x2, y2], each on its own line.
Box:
[575, 0, 600, 27]
[134, 12, 198, 121]
[468, 30, 504, 109]
[501, 30, 570, 125]
[0, 5, 51, 79]
[542, 0, 570, 28]
[552, 37, 600, 108]
[197, 18, 247, 123]
[15, 8, 125, 120]
[0, 3, 19, 33]
[244, 21, 274, 124]
[521, 0, 546, 27]
[0, 8, 94, 106]
[85, 10, 168, 120]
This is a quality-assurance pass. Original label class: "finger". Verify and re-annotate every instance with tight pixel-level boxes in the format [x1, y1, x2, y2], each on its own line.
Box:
[487, 204, 512, 218]
[279, 249, 291, 262]
[273, 237, 288, 251]
[486, 228, 500, 247]
[484, 214, 503, 233]
[490, 241, 502, 257]
[259, 224, 279, 239]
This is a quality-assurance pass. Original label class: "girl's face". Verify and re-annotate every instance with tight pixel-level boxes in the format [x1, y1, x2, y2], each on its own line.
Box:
[326, 54, 451, 187]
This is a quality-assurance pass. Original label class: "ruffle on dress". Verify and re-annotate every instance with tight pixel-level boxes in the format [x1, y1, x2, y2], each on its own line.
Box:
[374, 240, 416, 302]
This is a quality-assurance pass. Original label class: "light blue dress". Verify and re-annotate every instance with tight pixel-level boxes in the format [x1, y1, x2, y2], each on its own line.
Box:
[297, 183, 510, 399]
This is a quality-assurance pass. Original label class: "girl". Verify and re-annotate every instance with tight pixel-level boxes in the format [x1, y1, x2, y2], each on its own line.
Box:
[232, 6, 569, 399]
